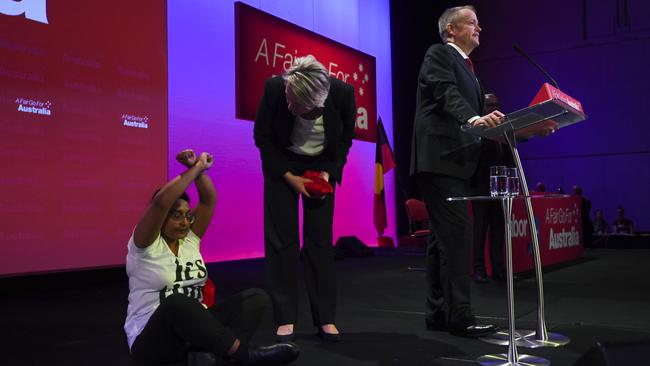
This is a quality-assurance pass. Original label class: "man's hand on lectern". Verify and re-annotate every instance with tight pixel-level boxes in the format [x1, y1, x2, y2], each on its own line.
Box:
[473, 110, 505, 128]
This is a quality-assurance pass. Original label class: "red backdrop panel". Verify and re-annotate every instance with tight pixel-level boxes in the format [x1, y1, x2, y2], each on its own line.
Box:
[235, 2, 377, 142]
[0, 1, 167, 276]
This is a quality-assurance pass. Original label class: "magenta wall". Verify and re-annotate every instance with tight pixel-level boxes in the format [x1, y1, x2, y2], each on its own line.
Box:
[167, 1, 395, 263]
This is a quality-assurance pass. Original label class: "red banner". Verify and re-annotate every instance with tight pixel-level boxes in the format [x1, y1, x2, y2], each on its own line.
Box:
[235, 2, 377, 142]
[0, 1, 167, 276]
[511, 196, 584, 273]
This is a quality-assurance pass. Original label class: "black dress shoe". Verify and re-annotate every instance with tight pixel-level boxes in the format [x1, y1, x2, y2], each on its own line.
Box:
[247, 342, 299, 366]
[317, 327, 341, 342]
[474, 272, 489, 284]
[449, 323, 498, 338]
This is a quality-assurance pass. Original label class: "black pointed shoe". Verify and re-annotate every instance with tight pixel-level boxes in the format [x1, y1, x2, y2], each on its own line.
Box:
[317, 327, 341, 342]
[275, 333, 295, 342]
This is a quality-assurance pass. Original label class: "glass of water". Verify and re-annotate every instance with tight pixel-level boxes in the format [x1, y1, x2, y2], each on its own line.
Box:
[489, 166, 508, 196]
[507, 167, 520, 196]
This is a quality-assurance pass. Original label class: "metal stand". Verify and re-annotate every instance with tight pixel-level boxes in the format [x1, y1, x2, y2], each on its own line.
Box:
[477, 353, 551, 366]
[476, 196, 550, 366]
[480, 126, 569, 349]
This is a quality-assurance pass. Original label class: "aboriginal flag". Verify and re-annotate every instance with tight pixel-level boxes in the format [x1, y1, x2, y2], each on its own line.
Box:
[373, 118, 396, 235]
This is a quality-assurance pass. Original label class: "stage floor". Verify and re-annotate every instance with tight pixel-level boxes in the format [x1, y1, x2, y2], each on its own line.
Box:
[3, 248, 650, 365]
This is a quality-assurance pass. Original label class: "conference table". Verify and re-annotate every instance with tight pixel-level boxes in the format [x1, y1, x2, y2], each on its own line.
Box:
[592, 233, 650, 249]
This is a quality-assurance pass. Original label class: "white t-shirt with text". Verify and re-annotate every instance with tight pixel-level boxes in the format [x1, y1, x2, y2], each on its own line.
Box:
[124, 230, 208, 349]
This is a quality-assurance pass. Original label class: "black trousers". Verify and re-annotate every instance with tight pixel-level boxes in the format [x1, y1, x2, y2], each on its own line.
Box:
[469, 139, 509, 278]
[416, 172, 474, 328]
[131, 288, 269, 365]
[263, 155, 337, 327]
[472, 200, 506, 277]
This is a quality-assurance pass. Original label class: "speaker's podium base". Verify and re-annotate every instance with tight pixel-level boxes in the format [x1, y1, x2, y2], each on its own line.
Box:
[477, 353, 549, 366]
[481, 329, 570, 348]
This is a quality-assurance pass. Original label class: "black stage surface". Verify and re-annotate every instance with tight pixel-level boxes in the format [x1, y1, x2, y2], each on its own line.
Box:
[3, 248, 650, 365]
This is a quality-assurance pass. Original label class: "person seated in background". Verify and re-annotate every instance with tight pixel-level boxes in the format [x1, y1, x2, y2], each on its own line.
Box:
[592, 209, 609, 235]
[531, 181, 546, 195]
[124, 149, 299, 366]
[612, 205, 635, 235]
[572, 185, 593, 247]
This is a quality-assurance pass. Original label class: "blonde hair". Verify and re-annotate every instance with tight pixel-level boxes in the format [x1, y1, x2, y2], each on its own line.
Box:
[283, 55, 330, 109]
[438, 5, 476, 42]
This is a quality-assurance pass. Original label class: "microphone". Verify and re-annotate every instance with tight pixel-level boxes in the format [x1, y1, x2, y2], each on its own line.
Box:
[513, 44, 559, 89]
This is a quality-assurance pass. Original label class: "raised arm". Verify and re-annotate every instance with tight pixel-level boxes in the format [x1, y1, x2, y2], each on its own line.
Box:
[182, 152, 216, 238]
[132, 150, 211, 248]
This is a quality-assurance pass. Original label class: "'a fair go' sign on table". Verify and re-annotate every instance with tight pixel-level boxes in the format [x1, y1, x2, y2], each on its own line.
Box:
[235, 2, 377, 142]
[510, 195, 584, 273]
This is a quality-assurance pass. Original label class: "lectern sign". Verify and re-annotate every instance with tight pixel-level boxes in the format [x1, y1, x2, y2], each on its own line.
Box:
[511, 196, 584, 273]
[235, 2, 377, 142]
[529, 83, 584, 113]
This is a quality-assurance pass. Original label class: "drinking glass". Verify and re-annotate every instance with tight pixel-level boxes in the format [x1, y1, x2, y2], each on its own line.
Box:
[489, 166, 508, 196]
[507, 167, 520, 196]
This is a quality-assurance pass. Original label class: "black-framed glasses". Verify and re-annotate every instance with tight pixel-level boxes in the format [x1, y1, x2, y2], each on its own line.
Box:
[169, 211, 196, 224]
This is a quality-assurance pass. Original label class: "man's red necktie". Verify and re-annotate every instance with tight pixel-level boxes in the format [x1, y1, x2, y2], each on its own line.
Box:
[466, 58, 475, 75]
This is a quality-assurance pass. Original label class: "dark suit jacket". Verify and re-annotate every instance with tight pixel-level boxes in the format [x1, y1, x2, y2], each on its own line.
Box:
[254, 76, 356, 185]
[410, 43, 485, 180]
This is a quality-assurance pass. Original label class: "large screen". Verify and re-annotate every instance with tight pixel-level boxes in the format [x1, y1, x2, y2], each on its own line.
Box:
[0, 1, 167, 276]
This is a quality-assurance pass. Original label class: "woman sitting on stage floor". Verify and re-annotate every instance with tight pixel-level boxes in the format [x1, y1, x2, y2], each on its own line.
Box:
[124, 149, 298, 365]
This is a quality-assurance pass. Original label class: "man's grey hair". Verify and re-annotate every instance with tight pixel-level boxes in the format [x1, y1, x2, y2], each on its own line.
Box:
[438, 5, 476, 42]
[283, 55, 331, 109]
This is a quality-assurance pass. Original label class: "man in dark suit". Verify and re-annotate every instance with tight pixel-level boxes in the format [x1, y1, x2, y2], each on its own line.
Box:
[254, 55, 356, 342]
[410, 5, 502, 338]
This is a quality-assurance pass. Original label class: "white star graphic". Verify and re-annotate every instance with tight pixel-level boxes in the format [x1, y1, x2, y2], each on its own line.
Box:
[353, 72, 358, 81]
[359, 63, 364, 72]
[359, 87, 364, 96]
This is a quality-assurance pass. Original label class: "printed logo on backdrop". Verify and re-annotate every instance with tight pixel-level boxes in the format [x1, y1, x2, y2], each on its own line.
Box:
[511, 205, 581, 251]
[122, 113, 149, 129]
[0, 0, 49, 24]
[508, 197, 583, 273]
[545, 203, 581, 250]
[15, 97, 51, 116]
[235, 2, 377, 142]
